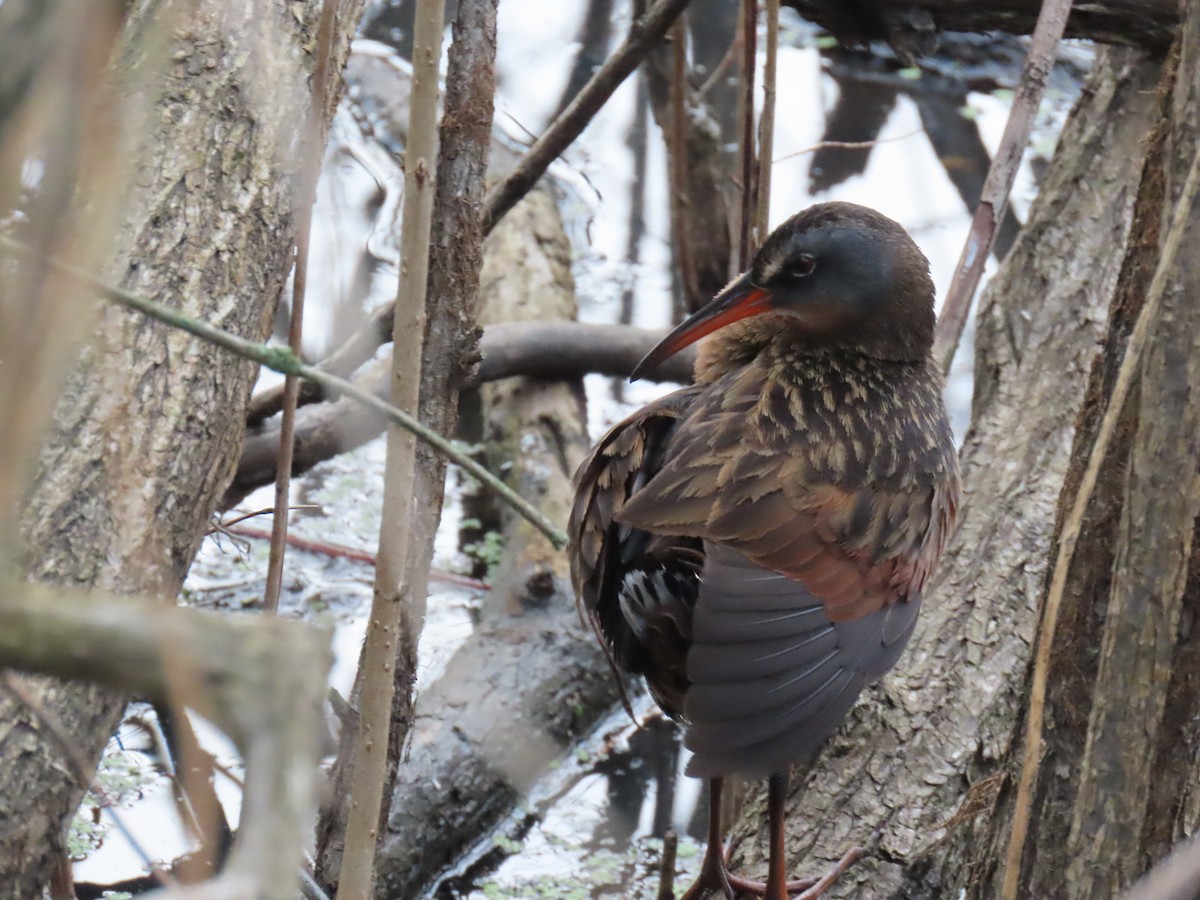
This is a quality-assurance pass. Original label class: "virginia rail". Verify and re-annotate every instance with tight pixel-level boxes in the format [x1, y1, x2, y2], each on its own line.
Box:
[568, 202, 960, 899]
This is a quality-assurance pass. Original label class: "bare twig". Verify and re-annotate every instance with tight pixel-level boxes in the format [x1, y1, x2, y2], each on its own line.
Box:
[932, 0, 1074, 375]
[0, 236, 567, 549]
[668, 17, 701, 306]
[756, 0, 779, 242]
[336, 0, 444, 893]
[657, 830, 679, 900]
[225, 524, 489, 591]
[697, 33, 738, 97]
[245, 303, 393, 427]
[482, 0, 693, 231]
[265, 0, 340, 614]
[735, 0, 758, 266]
[149, 702, 231, 883]
[216, 505, 321, 531]
[1000, 117, 1200, 900]
[771, 128, 924, 164]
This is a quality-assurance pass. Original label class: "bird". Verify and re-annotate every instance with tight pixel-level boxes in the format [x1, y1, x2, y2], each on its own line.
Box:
[567, 202, 960, 899]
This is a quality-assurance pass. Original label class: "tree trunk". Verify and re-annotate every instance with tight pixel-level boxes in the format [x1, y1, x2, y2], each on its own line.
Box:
[0, 0, 362, 893]
[723, 45, 1165, 898]
[966, 4, 1200, 893]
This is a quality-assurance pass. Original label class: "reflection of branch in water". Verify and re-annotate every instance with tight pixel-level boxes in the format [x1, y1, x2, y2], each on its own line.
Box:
[808, 65, 898, 193]
[915, 91, 1023, 260]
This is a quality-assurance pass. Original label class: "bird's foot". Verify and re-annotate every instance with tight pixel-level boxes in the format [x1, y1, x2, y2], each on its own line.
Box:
[678, 841, 735, 900]
[718, 846, 863, 899]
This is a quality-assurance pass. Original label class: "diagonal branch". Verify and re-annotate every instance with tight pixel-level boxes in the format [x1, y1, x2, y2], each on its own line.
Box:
[1000, 102, 1200, 900]
[482, 0, 692, 231]
[0, 237, 567, 549]
[932, 0, 1074, 374]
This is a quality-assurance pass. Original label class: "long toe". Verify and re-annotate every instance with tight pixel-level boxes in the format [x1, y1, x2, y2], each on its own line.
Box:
[679, 846, 736, 900]
[795, 847, 863, 899]
[720, 847, 863, 899]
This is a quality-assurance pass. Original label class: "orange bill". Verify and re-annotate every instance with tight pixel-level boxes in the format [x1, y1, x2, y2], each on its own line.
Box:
[630, 273, 773, 381]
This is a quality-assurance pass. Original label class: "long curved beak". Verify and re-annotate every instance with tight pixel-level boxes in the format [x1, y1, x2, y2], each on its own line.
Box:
[630, 272, 772, 381]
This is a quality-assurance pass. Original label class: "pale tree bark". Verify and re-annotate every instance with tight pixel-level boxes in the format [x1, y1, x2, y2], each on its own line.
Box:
[722, 45, 1166, 898]
[0, 0, 363, 894]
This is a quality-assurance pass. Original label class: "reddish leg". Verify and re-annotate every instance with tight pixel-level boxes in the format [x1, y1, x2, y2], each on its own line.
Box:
[763, 770, 790, 899]
[680, 777, 734, 900]
[679, 770, 861, 899]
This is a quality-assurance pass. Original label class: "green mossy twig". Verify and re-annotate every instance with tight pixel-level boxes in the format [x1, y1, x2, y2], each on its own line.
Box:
[0, 237, 568, 550]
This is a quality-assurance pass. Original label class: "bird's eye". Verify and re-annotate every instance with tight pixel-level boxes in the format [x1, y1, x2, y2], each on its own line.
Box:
[790, 254, 816, 277]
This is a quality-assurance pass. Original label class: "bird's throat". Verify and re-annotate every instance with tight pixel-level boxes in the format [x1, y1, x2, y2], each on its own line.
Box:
[693, 313, 802, 384]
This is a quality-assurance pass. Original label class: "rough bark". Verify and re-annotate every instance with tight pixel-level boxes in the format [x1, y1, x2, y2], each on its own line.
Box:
[372, 189, 620, 898]
[967, 6, 1200, 893]
[720, 46, 1163, 898]
[783, 0, 1175, 52]
[470, 193, 590, 619]
[0, 0, 363, 893]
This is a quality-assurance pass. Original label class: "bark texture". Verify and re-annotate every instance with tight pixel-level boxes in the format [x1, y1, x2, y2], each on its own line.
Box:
[968, 7, 1200, 893]
[0, 0, 362, 893]
[721, 46, 1164, 898]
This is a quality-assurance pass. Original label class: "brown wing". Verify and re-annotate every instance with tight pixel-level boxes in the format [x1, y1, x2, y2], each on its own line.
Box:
[616, 359, 960, 623]
[567, 385, 706, 716]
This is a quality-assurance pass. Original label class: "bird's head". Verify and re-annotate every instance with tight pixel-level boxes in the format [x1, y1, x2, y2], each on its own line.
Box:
[631, 202, 936, 380]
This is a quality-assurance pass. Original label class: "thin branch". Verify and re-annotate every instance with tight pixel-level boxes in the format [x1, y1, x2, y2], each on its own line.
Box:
[756, 0, 779, 241]
[482, 0, 693, 232]
[1000, 119, 1200, 900]
[668, 17, 701, 306]
[735, 0, 758, 266]
[657, 830, 679, 900]
[337, 0, 444, 890]
[771, 127, 924, 163]
[215, 505, 321, 531]
[225, 524, 489, 591]
[0, 236, 567, 549]
[932, 0, 1074, 375]
[264, 0, 340, 614]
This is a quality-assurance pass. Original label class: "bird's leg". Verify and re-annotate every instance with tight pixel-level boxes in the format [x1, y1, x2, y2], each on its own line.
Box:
[679, 777, 734, 900]
[763, 770, 790, 899]
[722, 769, 862, 899]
